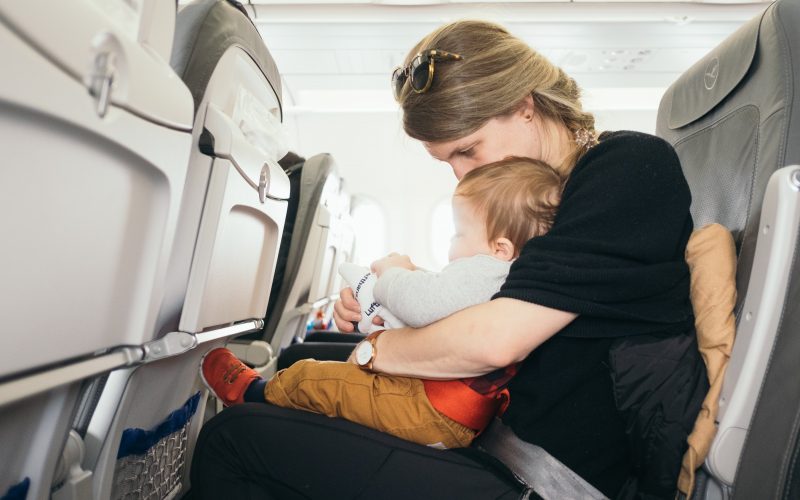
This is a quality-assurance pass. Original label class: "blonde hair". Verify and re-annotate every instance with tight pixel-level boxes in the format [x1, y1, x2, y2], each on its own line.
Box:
[455, 157, 564, 257]
[398, 20, 596, 174]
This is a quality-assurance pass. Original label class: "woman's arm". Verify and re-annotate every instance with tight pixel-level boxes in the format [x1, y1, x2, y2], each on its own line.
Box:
[366, 297, 577, 379]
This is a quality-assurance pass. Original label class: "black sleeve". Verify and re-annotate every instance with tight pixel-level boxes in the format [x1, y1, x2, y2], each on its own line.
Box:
[494, 131, 695, 338]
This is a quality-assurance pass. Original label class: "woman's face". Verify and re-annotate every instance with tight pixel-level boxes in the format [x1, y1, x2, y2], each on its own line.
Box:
[423, 107, 542, 180]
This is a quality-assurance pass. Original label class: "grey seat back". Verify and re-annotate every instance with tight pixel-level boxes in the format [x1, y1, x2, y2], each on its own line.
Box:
[656, 0, 800, 495]
[79, 1, 291, 498]
[0, 1, 194, 498]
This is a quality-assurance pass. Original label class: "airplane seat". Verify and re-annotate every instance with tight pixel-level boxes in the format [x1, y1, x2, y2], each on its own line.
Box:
[0, 1, 194, 498]
[264, 152, 306, 327]
[77, 1, 292, 498]
[223, 151, 302, 353]
[474, 2, 799, 498]
[230, 153, 356, 378]
[656, 0, 800, 496]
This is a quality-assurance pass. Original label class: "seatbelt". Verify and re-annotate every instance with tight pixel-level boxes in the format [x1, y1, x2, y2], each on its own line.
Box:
[473, 419, 608, 500]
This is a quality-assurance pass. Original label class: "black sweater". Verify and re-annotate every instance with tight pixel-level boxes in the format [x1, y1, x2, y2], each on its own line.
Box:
[495, 131, 703, 498]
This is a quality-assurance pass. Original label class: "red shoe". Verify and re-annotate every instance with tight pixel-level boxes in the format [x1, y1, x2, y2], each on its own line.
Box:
[200, 348, 261, 406]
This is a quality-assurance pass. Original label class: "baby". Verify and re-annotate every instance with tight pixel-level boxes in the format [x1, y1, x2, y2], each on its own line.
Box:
[201, 156, 564, 449]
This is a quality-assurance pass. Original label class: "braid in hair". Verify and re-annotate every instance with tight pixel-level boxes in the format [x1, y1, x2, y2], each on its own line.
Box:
[532, 68, 598, 174]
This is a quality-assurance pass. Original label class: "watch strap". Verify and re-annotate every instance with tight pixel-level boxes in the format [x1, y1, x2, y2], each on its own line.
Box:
[360, 329, 385, 371]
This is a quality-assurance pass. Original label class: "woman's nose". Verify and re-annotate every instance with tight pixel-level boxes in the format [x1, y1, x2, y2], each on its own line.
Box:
[450, 162, 471, 180]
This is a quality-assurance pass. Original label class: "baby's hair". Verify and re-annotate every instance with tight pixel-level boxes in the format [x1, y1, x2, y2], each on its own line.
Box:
[454, 157, 564, 257]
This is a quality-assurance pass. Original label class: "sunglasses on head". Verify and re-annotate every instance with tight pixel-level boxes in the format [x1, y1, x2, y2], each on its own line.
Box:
[391, 49, 463, 100]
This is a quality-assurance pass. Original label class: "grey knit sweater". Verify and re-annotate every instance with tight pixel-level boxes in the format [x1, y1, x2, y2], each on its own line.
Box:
[372, 254, 511, 328]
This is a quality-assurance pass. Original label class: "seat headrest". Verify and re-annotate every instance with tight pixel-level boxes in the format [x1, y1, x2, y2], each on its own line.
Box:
[171, 0, 282, 118]
[666, 12, 761, 130]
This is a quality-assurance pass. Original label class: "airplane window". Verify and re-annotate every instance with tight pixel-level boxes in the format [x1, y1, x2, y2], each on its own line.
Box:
[430, 197, 455, 270]
[350, 196, 388, 266]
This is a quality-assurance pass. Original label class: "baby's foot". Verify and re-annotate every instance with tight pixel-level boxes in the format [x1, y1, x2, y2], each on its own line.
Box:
[200, 348, 261, 406]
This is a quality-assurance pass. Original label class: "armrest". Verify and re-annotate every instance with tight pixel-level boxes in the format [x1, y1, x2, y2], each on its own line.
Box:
[277, 342, 356, 370]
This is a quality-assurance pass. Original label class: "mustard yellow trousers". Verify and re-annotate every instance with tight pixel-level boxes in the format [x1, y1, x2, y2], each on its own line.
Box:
[265, 359, 475, 449]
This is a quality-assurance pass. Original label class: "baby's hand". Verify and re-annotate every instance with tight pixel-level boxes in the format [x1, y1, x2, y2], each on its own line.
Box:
[371, 253, 416, 277]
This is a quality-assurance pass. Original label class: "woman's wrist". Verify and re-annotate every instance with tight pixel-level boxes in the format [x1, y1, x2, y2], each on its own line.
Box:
[350, 327, 397, 372]
[353, 330, 386, 371]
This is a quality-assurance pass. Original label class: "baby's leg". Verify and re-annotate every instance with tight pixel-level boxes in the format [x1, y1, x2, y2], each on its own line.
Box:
[266, 360, 475, 449]
[243, 378, 268, 403]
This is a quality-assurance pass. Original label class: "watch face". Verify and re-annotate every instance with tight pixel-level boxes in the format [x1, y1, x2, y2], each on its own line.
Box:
[355, 341, 373, 366]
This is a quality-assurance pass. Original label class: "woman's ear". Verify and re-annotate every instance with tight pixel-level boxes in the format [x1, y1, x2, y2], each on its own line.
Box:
[491, 237, 516, 261]
[518, 95, 535, 122]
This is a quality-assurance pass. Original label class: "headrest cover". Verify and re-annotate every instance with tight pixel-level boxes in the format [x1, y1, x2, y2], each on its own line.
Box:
[667, 12, 762, 130]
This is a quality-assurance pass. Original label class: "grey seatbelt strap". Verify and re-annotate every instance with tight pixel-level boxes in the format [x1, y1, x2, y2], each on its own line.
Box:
[473, 419, 609, 500]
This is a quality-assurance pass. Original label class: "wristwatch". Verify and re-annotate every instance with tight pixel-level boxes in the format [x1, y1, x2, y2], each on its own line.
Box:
[354, 330, 385, 371]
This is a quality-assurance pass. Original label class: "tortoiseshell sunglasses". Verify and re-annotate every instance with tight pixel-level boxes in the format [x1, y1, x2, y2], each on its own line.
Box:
[391, 49, 463, 100]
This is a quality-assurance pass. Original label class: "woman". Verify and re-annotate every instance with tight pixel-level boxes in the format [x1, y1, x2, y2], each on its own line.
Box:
[190, 20, 707, 499]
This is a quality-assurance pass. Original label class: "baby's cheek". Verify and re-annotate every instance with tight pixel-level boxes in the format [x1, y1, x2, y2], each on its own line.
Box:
[447, 240, 461, 261]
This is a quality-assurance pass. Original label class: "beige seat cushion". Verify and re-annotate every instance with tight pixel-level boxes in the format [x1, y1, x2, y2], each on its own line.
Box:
[678, 223, 737, 496]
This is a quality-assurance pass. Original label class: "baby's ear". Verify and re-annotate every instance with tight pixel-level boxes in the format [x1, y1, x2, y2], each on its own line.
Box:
[491, 238, 515, 261]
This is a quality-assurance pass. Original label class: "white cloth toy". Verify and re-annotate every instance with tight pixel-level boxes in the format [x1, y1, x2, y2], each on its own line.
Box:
[338, 262, 405, 334]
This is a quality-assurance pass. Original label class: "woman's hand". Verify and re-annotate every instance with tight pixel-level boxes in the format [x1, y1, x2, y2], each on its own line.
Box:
[333, 287, 361, 333]
[334, 252, 414, 332]
[371, 253, 416, 277]
[333, 287, 387, 333]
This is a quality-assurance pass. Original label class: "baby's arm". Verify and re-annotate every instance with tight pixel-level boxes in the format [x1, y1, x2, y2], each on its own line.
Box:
[373, 255, 510, 328]
[371, 253, 416, 276]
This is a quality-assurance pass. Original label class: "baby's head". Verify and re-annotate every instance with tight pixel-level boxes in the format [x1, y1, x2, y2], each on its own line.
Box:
[449, 157, 563, 262]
